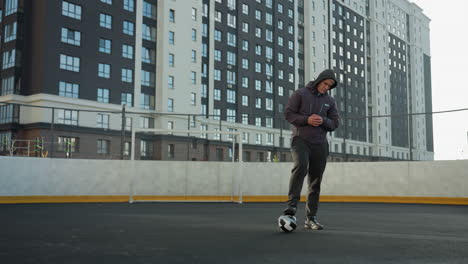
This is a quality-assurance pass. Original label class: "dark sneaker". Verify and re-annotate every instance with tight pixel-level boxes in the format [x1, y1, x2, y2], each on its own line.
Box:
[283, 205, 297, 216]
[305, 216, 324, 230]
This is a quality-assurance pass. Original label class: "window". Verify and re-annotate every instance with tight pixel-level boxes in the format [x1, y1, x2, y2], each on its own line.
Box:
[227, 14, 236, 28]
[241, 114, 249, 125]
[214, 89, 221, 100]
[242, 95, 248, 106]
[141, 70, 155, 87]
[227, 51, 236, 65]
[56, 109, 78, 125]
[214, 50, 222, 61]
[266, 133, 274, 145]
[169, 9, 175, 22]
[201, 84, 207, 98]
[278, 52, 283, 63]
[266, 46, 272, 59]
[214, 69, 221, 81]
[98, 63, 110, 78]
[1, 76, 15, 96]
[123, 21, 134, 35]
[143, 1, 156, 19]
[97, 114, 109, 129]
[121, 93, 133, 106]
[59, 81, 79, 98]
[266, 98, 273, 111]
[242, 58, 249, 69]
[214, 30, 222, 41]
[99, 13, 112, 29]
[242, 22, 249, 33]
[242, 3, 249, 14]
[255, 27, 262, 38]
[59, 28, 81, 47]
[227, 33, 236, 47]
[62, 1, 81, 20]
[255, 62, 261, 73]
[191, 50, 197, 63]
[142, 24, 155, 41]
[122, 44, 134, 59]
[97, 139, 110, 154]
[266, 80, 272, 93]
[266, 117, 273, 128]
[99, 38, 111, 53]
[227, 0, 236, 9]
[190, 92, 196, 105]
[124, 0, 134, 12]
[191, 29, 196, 41]
[2, 50, 15, 69]
[242, 40, 249, 51]
[140, 116, 153, 128]
[277, 20, 283, 30]
[121, 68, 133, 83]
[57, 136, 78, 153]
[215, 11, 222, 22]
[266, 30, 273, 42]
[278, 36, 283, 46]
[168, 76, 174, 89]
[167, 98, 174, 112]
[168, 144, 175, 158]
[59, 54, 80, 72]
[227, 90, 236, 103]
[227, 71, 236, 85]
[100, 0, 112, 4]
[140, 93, 155, 110]
[242, 77, 249, 88]
[202, 24, 208, 37]
[255, 133, 262, 144]
[141, 140, 151, 157]
[97, 88, 110, 103]
[255, 80, 262, 91]
[4, 22, 17, 42]
[227, 109, 236, 123]
[192, 8, 197, 20]
[186, 71, 195, 85]
[143, 47, 155, 64]
[124, 142, 131, 156]
[255, 10, 262, 20]
[255, 98, 262, 109]
[169, 53, 175, 67]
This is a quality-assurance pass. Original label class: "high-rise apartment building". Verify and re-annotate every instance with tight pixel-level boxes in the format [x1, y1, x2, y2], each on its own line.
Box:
[0, 0, 433, 161]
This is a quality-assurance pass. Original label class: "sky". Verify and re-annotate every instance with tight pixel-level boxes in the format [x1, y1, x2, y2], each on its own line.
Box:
[409, 0, 468, 160]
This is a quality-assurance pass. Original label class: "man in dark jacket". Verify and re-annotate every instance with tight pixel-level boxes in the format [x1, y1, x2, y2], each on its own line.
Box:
[283, 69, 339, 230]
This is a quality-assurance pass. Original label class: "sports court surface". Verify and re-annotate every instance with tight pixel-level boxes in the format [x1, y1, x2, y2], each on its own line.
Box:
[1, 202, 467, 263]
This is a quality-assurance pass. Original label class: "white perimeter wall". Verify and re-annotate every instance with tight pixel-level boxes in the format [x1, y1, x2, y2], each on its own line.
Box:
[0, 157, 467, 198]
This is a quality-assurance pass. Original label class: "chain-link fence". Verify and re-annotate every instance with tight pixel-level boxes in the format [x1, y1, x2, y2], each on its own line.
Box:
[1, 101, 456, 161]
[0, 102, 293, 162]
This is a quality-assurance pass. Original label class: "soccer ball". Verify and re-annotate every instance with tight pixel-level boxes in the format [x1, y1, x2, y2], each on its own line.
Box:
[278, 215, 297, 233]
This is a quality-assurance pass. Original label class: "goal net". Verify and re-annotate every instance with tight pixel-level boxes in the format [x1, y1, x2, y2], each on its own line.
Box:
[129, 128, 244, 204]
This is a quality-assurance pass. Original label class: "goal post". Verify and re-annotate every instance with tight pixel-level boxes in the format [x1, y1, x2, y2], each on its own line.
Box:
[129, 128, 244, 204]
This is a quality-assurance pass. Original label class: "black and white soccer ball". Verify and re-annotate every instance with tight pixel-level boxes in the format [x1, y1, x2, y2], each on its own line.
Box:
[278, 215, 297, 233]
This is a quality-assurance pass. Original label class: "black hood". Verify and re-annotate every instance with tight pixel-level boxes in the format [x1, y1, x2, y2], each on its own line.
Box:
[305, 69, 338, 93]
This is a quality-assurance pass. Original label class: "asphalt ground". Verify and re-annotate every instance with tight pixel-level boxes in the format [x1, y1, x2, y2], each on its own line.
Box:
[1, 202, 467, 264]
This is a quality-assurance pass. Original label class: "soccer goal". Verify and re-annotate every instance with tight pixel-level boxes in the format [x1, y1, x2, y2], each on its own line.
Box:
[129, 128, 244, 204]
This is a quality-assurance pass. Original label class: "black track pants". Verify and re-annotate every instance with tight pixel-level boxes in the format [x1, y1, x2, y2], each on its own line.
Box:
[287, 137, 329, 218]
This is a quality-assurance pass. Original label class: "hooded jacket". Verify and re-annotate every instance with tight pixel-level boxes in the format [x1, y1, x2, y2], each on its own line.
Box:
[284, 69, 340, 144]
